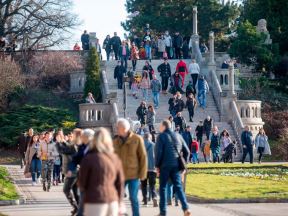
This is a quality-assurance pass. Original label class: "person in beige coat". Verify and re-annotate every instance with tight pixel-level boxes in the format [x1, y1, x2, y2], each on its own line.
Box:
[25, 134, 41, 186]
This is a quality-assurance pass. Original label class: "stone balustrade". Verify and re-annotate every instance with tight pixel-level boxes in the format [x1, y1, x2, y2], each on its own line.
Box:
[69, 71, 86, 94]
[217, 68, 240, 91]
[209, 69, 223, 118]
[79, 103, 119, 134]
[231, 101, 245, 148]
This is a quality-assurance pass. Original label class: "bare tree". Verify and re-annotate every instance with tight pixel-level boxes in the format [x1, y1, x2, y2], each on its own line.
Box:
[0, 0, 79, 49]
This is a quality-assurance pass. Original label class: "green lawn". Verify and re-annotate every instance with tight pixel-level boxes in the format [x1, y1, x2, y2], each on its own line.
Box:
[185, 164, 288, 200]
[0, 167, 18, 201]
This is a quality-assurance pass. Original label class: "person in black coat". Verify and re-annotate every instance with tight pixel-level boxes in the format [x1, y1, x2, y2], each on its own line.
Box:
[174, 92, 185, 114]
[81, 30, 89, 50]
[186, 81, 196, 98]
[173, 112, 186, 133]
[186, 93, 197, 122]
[157, 58, 171, 93]
[110, 32, 122, 60]
[203, 116, 213, 139]
[143, 61, 154, 80]
[18, 128, 33, 168]
[241, 126, 254, 164]
[168, 94, 177, 117]
[136, 101, 147, 125]
[173, 32, 183, 59]
[195, 121, 204, 147]
[114, 61, 126, 89]
[103, 35, 111, 61]
[182, 126, 193, 154]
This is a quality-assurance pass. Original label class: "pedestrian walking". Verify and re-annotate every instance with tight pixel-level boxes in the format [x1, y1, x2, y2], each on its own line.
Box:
[255, 128, 271, 163]
[191, 137, 200, 164]
[79, 128, 125, 216]
[203, 138, 211, 163]
[210, 126, 221, 163]
[150, 75, 161, 109]
[182, 126, 193, 161]
[114, 61, 126, 89]
[195, 121, 204, 147]
[103, 35, 111, 61]
[114, 119, 148, 216]
[140, 71, 150, 101]
[147, 105, 156, 138]
[81, 30, 89, 50]
[185, 81, 196, 98]
[119, 40, 130, 70]
[176, 59, 188, 87]
[110, 32, 121, 60]
[131, 78, 139, 99]
[157, 58, 172, 94]
[197, 75, 209, 109]
[136, 101, 148, 125]
[143, 60, 155, 80]
[170, 71, 184, 95]
[241, 126, 254, 164]
[173, 112, 187, 133]
[220, 129, 232, 160]
[155, 120, 191, 216]
[131, 42, 139, 71]
[186, 93, 197, 122]
[188, 59, 200, 93]
[203, 116, 213, 140]
[18, 128, 33, 169]
[141, 133, 158, 207]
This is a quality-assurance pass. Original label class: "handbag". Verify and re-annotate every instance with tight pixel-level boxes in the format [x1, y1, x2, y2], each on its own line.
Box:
[170, 133, 187, 172]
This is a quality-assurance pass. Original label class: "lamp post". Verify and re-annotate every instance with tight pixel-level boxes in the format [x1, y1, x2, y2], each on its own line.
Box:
[123, 75, 130, 118]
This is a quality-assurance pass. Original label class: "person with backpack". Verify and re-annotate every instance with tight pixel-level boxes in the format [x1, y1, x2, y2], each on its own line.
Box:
[157, 58, 172, 94]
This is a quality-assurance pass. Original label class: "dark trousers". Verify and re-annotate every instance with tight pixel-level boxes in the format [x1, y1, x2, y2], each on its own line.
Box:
[113, 45, 120, 60]
[105, 50, 110, 61]
[161, 77, 169, 91]
[175, 47, 181, 59]
[63, 177, 79, 208]
[197, 135, 203, 147]
[258, 147, 265, 162]
[191, 74, 199, 93]
[121, 55, 128, 70]
[117, 77, 123, 89]
[188, 109, 194, 121]
[53, 164, 61, 181]
[141, 171, 157, 202]
[165, 46, 172, 59]
[242, 147, 254, 163]
[148, 125, 156, 142]
[20, 151, 25, 168]
[212, 151, 220, 163]
[132, 60, 137, 71]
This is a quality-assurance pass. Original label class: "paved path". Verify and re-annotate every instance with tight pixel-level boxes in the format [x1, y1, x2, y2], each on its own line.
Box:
[1, 165, 288, 216]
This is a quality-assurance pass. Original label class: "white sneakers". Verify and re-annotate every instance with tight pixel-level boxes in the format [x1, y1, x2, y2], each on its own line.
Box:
[32, 182, 37, 186]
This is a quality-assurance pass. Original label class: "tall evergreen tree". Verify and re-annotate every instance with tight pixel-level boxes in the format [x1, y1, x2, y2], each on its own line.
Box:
[84, 48, 102, 102]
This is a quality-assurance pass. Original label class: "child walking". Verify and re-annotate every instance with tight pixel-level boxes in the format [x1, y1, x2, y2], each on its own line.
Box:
[203, 138, 211, 163]
[191, 137, 199, 164]
[131, 78, 139, 99]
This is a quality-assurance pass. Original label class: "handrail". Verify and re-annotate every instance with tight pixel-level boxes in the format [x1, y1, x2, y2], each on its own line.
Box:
[209, 69, 223, 118]
[101, 70, 110, 101]
[231, 101, 244, 151]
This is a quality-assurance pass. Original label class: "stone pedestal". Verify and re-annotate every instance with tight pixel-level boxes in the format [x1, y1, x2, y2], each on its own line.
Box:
[89, 32, 97, 48]
[208, 31, 215, 65]
[193, 7, 198, 35]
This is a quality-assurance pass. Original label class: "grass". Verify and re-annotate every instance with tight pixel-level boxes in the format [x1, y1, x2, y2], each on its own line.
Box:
[0, 167, 18, 201]
[185, 164, 288, 200]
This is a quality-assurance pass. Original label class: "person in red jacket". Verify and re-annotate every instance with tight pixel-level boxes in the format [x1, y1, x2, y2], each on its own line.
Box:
[191, 137, 200, 164]
[176, 59, 188, 88]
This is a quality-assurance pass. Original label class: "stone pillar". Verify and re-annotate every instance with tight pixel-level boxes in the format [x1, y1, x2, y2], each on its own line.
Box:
[228, 63, 236, 96]
[209, 31, 215, 64]
[193, 7, 198, 35]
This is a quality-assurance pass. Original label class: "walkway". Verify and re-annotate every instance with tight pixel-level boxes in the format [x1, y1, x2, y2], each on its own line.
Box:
[1, 165, 288, 216]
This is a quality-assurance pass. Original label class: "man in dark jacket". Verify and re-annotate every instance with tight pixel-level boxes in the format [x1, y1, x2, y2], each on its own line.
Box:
[241, 126, 254, 164]
[81, 30, 89, 50]
[182, 126, 193, 159]
[173, 32, 183, 59]
[203, 116, 213, 139]
[168, 94, 177, 117]
[18, 128, 33, 168]
[136, 101, 147, 125]
[157, 58, 171, 93]
[103, 35, 111, 61]
[174, 92, 185, 114]
[174, 112, 186, 133]
[110, 32, 121, 60]
[195, 121, 204, 147]
[155, 120, 191, 216]
[114, 61, 126, 89]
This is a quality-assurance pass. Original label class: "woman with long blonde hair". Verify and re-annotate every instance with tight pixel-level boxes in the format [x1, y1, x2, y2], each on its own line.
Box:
[79, 128, 124, 216]
[255, 128, 271, 163]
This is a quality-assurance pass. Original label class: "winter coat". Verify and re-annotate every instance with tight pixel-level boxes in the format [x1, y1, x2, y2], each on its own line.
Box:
[18, 134, 32, 154]
[157, 63, 172, 78]
[130, 46, 139, 60]
[255, 134, 271, 155]
[198, 78, 209, 93]
[186, 83, 196, 96]
[191, 140, 199, 153]
[119, 45, 130, 57]
[174, 98, 185, 113]
[188, 62, 200, 74]
[155, 129, 190, 169]
[136, 106, 147, 124]
[176, 61, 188, 74]
[113, 132, 147, 180]
[56, 141, 77, 176]
[114, 65, 126, 80]
[151, 79, 161, 93]
[210, 133, 221, 154]
[171, 74, 183, 88]
[103, 38, 111, 51]
[81, 33, 89, 44]
[25, 143, 41, 164]
[241, 131, 254, 149]
[39, 140, 59, 161]
[144, 139, 156, 171]
[195, 125, 204, 138]
[110, 36, 121, 47]
[182, 131, 192, 150]
[174, 116, 186, 132]
[146, 110, 156, 126]
[186, 97, 197, 111]
[143, 65, 154, 80]
[203, 119, 213, 134]
[157, 38, 166, 52]
[220, 136, 232, 152]
[140, 77, 150, 89]
[164, 35, 172, 47]
[173, 35, 183, 48]
[68, 144, 88, 172]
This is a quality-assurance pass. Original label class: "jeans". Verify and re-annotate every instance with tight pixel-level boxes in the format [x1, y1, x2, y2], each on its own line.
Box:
[145, 45, 151, 60]
[117, 77, 123, 89]
[242, 146, 254, 163]
[159, 167, 189, 215]
[198, 90, 207, 108]
[152, 92, 160, 107]
[141, 172, 157, 202]
[132, 60, 137, 71]
[167, 182, 173, 203]
[106, 50, 110, 61]
[212, 151, 220, 163]
[149, 125, 156, 142]
[77, 191, 84, 216]
[192, 153, 199, 163]
[188, 109, 194, 121]
[142, 88, 148, 101]
[113, 45, 120, 60]
[53, 164, 61, 181]
[41, 160, 54, 187]
[31, 158, 41, 182]
[175, 47, 181, 59]
[63, 177, 79, 208]
[125, 179, 140, 216]
[121, 55, 128, 70]
[258, 147, 265, 162]
[191, 74, 199, 93]
[161, 77, 169, 91]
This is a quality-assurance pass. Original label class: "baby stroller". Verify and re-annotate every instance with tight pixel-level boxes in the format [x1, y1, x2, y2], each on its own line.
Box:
[222, 140, 237, 163]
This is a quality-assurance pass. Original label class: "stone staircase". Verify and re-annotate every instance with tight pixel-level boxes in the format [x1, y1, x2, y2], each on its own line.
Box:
[104, 59, 242, 161]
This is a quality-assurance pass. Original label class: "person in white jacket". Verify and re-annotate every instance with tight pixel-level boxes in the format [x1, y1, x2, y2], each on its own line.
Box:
[164, 31, 172, 59]
[188, 59, 200, 92]
[255, 128, 271, 163]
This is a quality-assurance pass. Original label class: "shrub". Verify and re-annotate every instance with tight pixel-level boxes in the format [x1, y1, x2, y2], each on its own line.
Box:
[0, 61, 23, 110]
[84, 48, 102, 101]
[0, 105, 77, 148]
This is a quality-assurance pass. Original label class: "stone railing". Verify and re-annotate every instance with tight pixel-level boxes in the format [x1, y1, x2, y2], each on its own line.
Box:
[79, 102, 119, 134]
[69, 71, 86, 94]
[217, 68, 240, 91]
[236, 100, 264, 137]
[231, 101, 245, 149]
[209, 69, 223, 118]
[101, 70, 117, 103]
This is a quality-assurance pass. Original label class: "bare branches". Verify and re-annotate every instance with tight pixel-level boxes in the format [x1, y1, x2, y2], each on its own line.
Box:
[0, 0, 79, 49]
